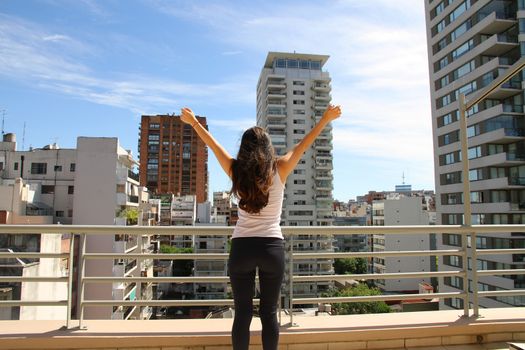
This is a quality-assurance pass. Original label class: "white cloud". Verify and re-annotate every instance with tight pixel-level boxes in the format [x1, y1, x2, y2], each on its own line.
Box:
[0, 14, 253, 114]
[42, 34, 71, 42]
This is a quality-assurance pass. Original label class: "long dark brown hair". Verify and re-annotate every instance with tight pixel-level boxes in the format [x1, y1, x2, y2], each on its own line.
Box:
[231, 127, 276, 214]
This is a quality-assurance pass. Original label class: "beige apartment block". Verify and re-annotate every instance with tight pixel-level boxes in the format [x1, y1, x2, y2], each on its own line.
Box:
[424, 0, 525, 309]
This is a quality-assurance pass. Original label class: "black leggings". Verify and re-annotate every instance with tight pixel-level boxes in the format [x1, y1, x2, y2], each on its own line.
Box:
[228, 237, 285, 350]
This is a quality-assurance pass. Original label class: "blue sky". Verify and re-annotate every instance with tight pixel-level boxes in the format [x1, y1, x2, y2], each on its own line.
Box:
[0, 0, 434, 201]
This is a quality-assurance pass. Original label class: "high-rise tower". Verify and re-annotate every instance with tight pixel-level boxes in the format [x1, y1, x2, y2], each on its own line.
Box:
[424, 0, 525, 309]
[257, 52, 335, 297]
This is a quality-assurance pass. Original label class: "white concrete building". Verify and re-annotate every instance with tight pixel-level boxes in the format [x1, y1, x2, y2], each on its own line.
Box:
[257, 52, 334, 298]
[0, 133, 76, 224]
[72, 137, 154, 320]
[372, 196, 434, 293]
[0, 177, 65, 320]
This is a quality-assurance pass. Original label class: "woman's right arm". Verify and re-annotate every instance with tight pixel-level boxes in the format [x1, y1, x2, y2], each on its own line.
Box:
[181, 107, 234, 177]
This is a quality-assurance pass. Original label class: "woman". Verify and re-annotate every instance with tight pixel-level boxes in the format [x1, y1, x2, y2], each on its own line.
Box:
[180, 104, 341, 350]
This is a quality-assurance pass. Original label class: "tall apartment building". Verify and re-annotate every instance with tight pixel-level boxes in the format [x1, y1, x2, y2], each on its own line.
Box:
[139, 115, 208, 203]
[424, 0, 525, 308]
[257, 52, 334, 297]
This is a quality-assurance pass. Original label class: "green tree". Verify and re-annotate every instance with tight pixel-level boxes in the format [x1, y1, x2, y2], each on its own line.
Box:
[160, 245, 194, 276]
[323, 283, 391, 315]
[334, 257, 367, 275]
[118, 208, 138, 225]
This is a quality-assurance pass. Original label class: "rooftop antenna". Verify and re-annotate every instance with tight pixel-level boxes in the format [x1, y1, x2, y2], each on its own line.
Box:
[22, 122, 26, 151]
[402, 172, 406, 185]
[1, 109, 6, 136]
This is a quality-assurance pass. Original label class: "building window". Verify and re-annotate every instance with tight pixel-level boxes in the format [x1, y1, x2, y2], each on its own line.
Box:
[468, 168, 483, 181]
[468, 146, 482, 159]
[149, 123, 160, 129]
[293, 109, 305, 115]
[31, 162, 47, 174]
[444, 255, 462, 267]
[54, 165, 62, 172]
[68, 186, 74, 194]
[293, 90, 305, 95]
[14, 162, 19, 171]
[293, 100, 305, 105]
[70, 163, 76, 172]
[41, 185, 55, 194]
[55, 211, 64, 218]
[443, 233, 461, 246]
[293, 81, 305, 86]
[68, 209, 73, 217]
[293, 129, 305, 135]
[293, 179, 306, 185]
[293, 119, 306, 124]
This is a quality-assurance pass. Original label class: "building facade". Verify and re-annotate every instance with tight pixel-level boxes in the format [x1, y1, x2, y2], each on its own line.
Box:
[72, 137, 155, 320]
[371, 195, 434, 293]
[424, 0, 525, 308]
[139, 115, 208, 203]
[256, 52, 335, 297]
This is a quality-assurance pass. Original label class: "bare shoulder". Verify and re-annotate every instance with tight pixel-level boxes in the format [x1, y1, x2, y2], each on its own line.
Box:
[276, 157, 288, 184]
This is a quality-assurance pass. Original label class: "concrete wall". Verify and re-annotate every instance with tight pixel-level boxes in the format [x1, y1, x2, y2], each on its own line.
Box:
[73, 137, 119, 319]
[19, 234, 67, 320]
[381, 197, 431, 292]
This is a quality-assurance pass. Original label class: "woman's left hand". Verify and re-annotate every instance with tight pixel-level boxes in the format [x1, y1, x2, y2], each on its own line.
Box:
[180, 107, 198, 125]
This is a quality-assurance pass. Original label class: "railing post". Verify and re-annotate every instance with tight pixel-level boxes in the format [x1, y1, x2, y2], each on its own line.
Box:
[471, 230, 480, 317]
[79, 233, 87, 329]
[459, 93, 472, 317]
[65, 233, 75, 329]
[288, 234, 296, 326]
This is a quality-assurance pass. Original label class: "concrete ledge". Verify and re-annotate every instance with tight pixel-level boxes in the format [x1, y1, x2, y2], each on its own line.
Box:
[0, 308, 523, 349]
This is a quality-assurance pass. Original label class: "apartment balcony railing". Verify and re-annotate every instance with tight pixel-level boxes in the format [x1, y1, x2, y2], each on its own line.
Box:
[0, 224, 525, 349]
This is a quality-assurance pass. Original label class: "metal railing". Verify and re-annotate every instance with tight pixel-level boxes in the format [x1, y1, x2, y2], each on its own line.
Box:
[0, 224, 524, 330]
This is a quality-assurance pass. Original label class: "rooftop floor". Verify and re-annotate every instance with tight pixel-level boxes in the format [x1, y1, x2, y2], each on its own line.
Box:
[1, 308, 524, 349]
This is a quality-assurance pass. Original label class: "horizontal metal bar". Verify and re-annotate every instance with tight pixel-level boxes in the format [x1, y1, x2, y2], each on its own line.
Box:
[293, 292, 466, 305]
[0, 252, 69, 259]
[82, 299, 243, 307]
[293, 250, 462, 259]
[1, 224, 525, 235]
[84, 253, 228, 260]
[0, 300, 68, 307]
[477, 269, 525, 276]
[292, 271, 464, 283]
[478, 290, 525, 297]
[84, 276, 230, 283]
[477, 248, 525, 255]
[0, 276, 69, 283]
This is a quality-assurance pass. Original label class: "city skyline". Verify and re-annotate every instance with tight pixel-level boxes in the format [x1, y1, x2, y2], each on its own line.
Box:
[0, 0, 433, 201]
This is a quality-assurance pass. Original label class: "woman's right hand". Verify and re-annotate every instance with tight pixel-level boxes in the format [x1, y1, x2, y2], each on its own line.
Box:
[321, 104, 342, 123]
[181, 107, 198, 126]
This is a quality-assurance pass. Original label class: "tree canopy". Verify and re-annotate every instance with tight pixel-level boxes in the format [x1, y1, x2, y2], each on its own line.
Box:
[323, 283, 391, 315]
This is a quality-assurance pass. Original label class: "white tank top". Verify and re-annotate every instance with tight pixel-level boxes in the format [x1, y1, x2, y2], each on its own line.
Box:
[232, 172, 285, 239]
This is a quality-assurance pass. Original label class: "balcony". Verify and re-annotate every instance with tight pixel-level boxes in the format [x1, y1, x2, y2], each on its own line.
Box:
[0, 224, 524, 350]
